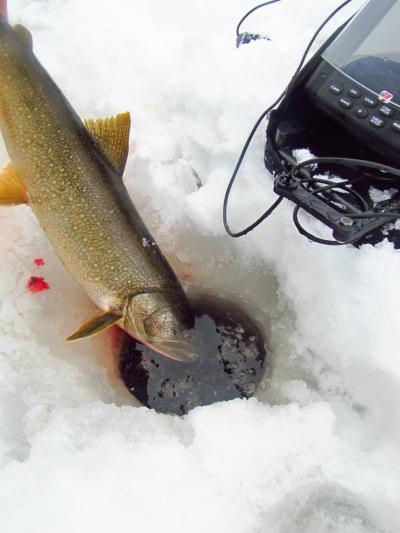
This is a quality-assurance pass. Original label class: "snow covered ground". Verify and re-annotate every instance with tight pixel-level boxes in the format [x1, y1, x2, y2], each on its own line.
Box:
[1, 0, 399, 531]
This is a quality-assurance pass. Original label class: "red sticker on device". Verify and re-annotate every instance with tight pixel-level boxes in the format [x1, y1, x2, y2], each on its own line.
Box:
[379, 90, 394, 103]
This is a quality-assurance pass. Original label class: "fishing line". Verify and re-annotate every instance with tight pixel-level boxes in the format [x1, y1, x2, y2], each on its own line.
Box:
[223, 0, 356, 238]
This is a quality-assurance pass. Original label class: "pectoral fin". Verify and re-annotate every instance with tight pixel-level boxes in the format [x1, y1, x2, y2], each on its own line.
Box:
[0, 164, 28, 206]
[84, 112, 131, 175]
[146, 337, 199, 363]
[66, 311, 122, 342]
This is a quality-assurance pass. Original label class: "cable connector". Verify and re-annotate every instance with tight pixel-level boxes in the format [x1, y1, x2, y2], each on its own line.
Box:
[275, 173, 299, 191]
[236, 32, 270, 48]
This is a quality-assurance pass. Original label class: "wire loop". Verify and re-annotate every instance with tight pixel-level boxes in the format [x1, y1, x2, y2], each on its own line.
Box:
[223, 0, 356, 239]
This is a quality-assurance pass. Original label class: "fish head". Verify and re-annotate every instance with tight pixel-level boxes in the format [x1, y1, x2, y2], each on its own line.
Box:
[123, 291, 200, 363]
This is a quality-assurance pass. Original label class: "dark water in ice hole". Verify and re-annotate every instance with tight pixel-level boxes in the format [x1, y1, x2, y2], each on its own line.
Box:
[119, 296, 268, 415]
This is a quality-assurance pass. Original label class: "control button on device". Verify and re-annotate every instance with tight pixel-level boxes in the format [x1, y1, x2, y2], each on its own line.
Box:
[348, 87, 361, 98]
[363, 95, 377, 107]
[339, 97, 352, 109]
[354, 107, 368, 118]
[329, 83, 343, 95]
[369, 116, 385, 128]
[391, 121, 400, 133]
[378, 105, 394, 117]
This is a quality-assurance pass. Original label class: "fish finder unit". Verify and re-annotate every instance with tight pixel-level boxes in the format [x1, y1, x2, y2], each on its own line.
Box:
[267, 0, 400, 246]
[225, 0, 400, 246]
[304, 0, 400, 165]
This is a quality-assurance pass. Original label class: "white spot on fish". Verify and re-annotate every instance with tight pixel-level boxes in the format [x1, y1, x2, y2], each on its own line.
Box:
[142, 238, 156, 248]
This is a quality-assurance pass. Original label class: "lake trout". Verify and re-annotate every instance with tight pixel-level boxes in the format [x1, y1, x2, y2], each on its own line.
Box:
[0, 15, 197, 362]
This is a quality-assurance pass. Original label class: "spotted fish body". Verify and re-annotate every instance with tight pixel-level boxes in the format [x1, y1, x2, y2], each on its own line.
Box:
[0, 17, 196, 361]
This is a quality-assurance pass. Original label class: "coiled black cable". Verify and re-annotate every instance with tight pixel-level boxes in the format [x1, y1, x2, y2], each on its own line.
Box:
[223, 0, 356, 238]
[290, 157, 400, 245]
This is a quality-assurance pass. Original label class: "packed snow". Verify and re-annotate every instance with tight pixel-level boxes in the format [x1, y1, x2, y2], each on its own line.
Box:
[1, 0, 399, 531]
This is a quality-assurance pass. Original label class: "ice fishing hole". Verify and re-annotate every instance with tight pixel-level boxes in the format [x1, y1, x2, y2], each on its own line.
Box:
[119, 295, 269, 415]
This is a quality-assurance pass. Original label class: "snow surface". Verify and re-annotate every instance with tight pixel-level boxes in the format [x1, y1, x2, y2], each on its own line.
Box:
[1, 0, 399, 532]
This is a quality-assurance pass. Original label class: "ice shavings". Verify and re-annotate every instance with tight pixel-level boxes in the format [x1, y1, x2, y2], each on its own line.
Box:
[292, 147, 315, 164]
[369, 186, 397, 204]
[386, 219, 400, 232]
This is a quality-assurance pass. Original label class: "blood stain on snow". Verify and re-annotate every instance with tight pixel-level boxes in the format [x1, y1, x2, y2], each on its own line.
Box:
[34, 258, 45, 267]
[27, 276, 50, 293]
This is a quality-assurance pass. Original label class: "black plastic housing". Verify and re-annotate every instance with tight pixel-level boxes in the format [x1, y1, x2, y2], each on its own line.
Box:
[264, 0, 400, 246]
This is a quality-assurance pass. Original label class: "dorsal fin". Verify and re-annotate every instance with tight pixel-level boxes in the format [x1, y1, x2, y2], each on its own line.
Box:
[84, 112, 131, 175]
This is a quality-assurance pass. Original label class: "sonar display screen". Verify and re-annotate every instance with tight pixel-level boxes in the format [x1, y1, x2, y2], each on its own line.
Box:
[323, 0, 400, 105]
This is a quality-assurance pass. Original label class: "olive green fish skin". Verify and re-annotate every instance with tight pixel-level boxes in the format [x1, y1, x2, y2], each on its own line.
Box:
[0, 18, 194, 352]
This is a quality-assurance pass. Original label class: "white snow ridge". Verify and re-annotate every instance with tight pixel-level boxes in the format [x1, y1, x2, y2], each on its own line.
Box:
[0, 0, 399, 532]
